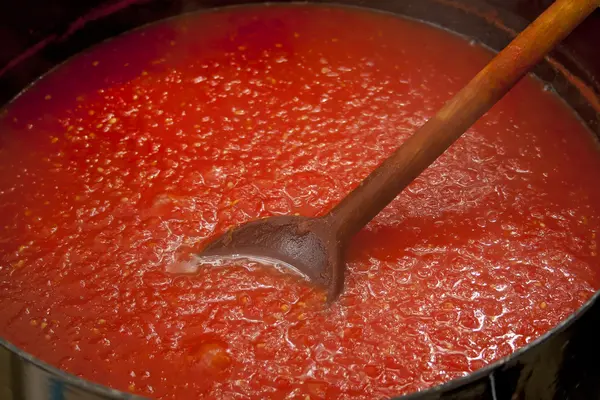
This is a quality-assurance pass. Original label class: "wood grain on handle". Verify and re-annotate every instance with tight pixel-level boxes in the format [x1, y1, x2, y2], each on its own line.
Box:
[326, 0, 599, 240]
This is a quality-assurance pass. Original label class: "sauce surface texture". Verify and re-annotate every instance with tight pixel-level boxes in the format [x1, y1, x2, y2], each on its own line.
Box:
[1, 5, 600, 399]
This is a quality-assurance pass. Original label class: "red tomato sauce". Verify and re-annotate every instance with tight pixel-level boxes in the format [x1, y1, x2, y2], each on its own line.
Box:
[1, 4, 600, 399]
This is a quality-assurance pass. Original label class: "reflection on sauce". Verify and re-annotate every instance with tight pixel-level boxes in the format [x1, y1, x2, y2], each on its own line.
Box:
[1, 5, 600, 399]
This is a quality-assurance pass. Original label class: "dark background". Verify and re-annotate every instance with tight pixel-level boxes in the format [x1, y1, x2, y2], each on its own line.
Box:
[0, 0, 598, 78]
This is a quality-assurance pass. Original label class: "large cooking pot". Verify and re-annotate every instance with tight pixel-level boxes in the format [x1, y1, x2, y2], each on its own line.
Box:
[1, 1, 599, 399]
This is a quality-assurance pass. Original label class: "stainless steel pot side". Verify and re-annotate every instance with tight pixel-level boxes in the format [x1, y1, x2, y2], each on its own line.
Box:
[0, 1, 599, 399]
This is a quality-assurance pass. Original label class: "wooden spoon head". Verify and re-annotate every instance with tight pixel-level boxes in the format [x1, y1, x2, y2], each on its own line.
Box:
[198, 215, 345, 300]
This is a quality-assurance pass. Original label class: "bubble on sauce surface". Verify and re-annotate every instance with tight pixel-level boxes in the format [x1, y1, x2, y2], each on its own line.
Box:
[166, 253, 310, 280]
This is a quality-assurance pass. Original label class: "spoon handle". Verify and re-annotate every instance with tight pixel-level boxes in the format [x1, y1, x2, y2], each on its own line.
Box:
[325, 0, 599, 241]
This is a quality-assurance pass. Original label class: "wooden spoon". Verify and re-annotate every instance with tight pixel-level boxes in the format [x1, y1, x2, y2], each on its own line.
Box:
[197, 0, 599, 300]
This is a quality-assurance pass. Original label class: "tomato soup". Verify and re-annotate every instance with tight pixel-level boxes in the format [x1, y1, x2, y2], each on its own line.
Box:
[1, 4, 599, 399]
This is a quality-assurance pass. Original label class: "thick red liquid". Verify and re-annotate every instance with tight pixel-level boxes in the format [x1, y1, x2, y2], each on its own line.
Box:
[1, 5, 600, 399]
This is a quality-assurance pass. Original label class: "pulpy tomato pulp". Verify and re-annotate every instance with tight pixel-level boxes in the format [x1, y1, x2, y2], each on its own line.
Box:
[1, 4, 600, 399]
